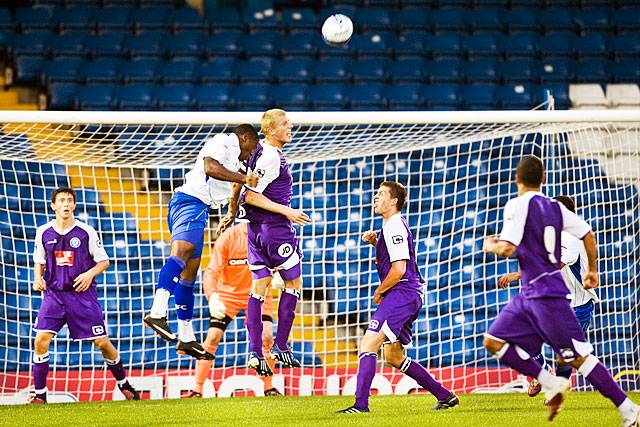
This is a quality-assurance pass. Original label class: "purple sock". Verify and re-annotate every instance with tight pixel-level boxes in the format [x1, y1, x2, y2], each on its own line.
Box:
[354, 352, 377, 410]
[105, 357, 126, 382]
[274, 289, 299, 350]
[497, 344, 543, 378]
[247, 293, 264, 355]
[32, 352, 49, 400]
[400, 358, 450, 401]
[580, 357, 627, 407]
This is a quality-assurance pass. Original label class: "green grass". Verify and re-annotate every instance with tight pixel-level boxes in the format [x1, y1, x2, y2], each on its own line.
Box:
[3, 392, 636, 427]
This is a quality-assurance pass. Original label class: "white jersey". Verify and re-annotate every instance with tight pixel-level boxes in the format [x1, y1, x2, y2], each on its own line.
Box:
[560, 230, 599, 307]
[175, 133, 241, 208]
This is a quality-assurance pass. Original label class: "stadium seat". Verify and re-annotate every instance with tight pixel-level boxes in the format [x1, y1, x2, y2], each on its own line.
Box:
[423, 84, 460, 110]
[351, 32, 391, 58]
[123, 32, 163, 59]
[349, 58, 388, 83]
[346, 83, 386, 110]
[115, 84, 154, 110]
[465, 8, 503, 32]
[315, 58, 350, 83]
[48, 83, 78, 109]
[94, 6, 132, 32]
[430, 32, 463, 59]
[497, 84, 536, 109]
[539, 9, 574, 33]
[606, 84, 640, 109]
[608, 59, 640, 83]
[501, 32, 539, 59]
[307, 84, 347, 110]
[269, 84, 309, 111]
[53, 6, 96, 31]
[539, 59, 573, 83]
[569, 83, 607, 109]
[501, 58, 539, 83]
[74, 84, 115, 110]
[85, 32, 126, 58]
[610, 33, 640, 59]
[504, 8, 538, 32]
[193, 84, 233, 110]
[242, 8, 280, 31]
[392, 7, 429, 31]
[612, 8, 640, 32]
[203, 33, 241, 58]
[355, 8, 392, 31]
[79, 59, 121, 83]
[231, 84, 270, 111]
[462, 33, 500, 58]
[391, 32, 427, 58]
[199, 58, 236, 83]
[234, 59, 272, 83]
[162, 32, 203, 59]
[574, 9, 609, 32]
[15, 7, 54, 32]
[168, 6, 208, 32]
[14, 56, 46, 84]
[272, 59, 313, 83]
[464, 59, 499, 83]
[11, 32, 52, 57]
[388, 58, 425, 83]
[40, 58, 83, 84]
[206, 7, 243, 31]
[0, 8, 12, 32]
[277, 30, 319, 58]
[47, 32, 88, 58]
[119, 59, 160, 83]
[154, 84, 194, 111]
[432, 8, 465, 32]
[384, 83, 423, 110]
[573, 59, 607, 83]
[239, 31, 278, 57]
[573, 33, 608, 59]
[427, 59, 462, 83]
[540, 32, 575, 58]
[462, 84, 497, 110]
[130, 6, 169, 31]
[282, 8, 318, 31]
[156, 59, 199, 83]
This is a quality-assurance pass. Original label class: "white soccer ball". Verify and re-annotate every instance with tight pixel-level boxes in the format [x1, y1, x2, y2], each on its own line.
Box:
[322, 14, 353, 46]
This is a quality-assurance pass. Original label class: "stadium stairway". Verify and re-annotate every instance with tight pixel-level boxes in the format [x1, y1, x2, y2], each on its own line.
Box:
[0, 76, 38, 111]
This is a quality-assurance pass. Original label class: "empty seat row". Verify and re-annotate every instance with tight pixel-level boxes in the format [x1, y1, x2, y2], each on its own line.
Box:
[47, 82, 568, 111]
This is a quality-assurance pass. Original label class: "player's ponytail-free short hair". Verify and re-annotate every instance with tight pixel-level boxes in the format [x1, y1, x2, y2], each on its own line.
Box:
[516, 155, 544, 187]
[51, 187, 76, 204]
[233, 124, 259, 142]
[380, 181, 407, 212]
[554, 195, 576, 213]
[260, 108, 286, 135]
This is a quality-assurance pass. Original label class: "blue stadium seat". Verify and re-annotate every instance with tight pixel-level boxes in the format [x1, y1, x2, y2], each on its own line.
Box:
[423, 84, 460, 110]
[574, 9, 609, 32]
[94, 6, 131, 32]
[48, 83, 78, 109]
[501, 32, 539, 59]
[539, 59, 572, 82]
[231, 84, 269, 111]
[85, 31, 126, 58]
[349, 58, 388, 83]
[40, 58, 83, 84]
[15, 7, 54, 32]
[393, 8, 429, 31]
[277, 30, 319, 58]
[193, 84, 233, 110]
[282, 8, 318, 31]
[465, 8, 503, 32]
[154, 84, 194, 111]
[116, 84, 154, 110]
[351, 32, 391, 58]
[504, 8, 538, 32]
[53, 6, 96, 31]
[540, 9, 574, 33]
[462, 84, 497, 110]
[462, 32, 500, 58]
[464, 59, 499, 83]
[501, 58, 539, 83]
[75, 84, 114, 110]
[162, 32, 203, 59]
[319, 6, 356, 22]
[391, 32, 426, 58]
[610, 33, 640, 59]
[540, 32, 574, 58]
[79, 58, 121, 83]
[573, 33, 607, 59]
[119, 59, 160, 83]
[130, 6, 169, 31]
[203, 33, 241, 58]
[205, 7, 243, 31]
[242, 8, 280, 31]
[11, 32, 52, 57]
[269, 84, 308, 110]
[346, 83, 385, 110]
[272, 59, 313, 83]
[167, 6, 208, 31]
[573, 59, 607, 83]
[156, 59, 199, 83]
[0, 8, 12, 31]
[123, 32, 163, 59]
[47, 32, 87, 58]
[234, 59, 272, 83]
[355, 8, 392, 31]
[199, 58, 235, 83]
[612, 8, 640, 32]
[315, 58, 350, 83]
[432, 8, 465, 32]
[497, 84, 536, 109]
[239, 31, 278, 57]
[388, 58, 425, 83]
[317, 36, 355, 58]
[608, 59, 640, 83]
[427, 59, 462, 83]
[15, 56, 46, 84]
[430, 32, 462, 59]
[307, 84, 347, 110]
[384, 84, 423, 110]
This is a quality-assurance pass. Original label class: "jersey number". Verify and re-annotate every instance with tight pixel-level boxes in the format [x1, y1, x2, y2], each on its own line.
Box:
[543, 226, 558, 264]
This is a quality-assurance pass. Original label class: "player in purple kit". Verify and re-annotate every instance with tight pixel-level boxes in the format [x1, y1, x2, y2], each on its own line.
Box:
[483, 156, 639, 425]
[240, 109, 311, 376]
[30, 188, 139, 403]
[338, 181, 458, 414]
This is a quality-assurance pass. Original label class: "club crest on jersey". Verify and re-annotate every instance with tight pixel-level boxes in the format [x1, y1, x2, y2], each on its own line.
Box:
[54, 250, 74, 267]
[392, 235, 404, 244]
[368, 319, 379, 330]
[70, 237, 81, 248]
[277, 243, 293, 257]
[255, 168, 266, 178]
[92, 325, 105, 336]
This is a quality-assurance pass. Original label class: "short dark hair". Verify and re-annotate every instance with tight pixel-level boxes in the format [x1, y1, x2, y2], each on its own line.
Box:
[51, 187, 76, 204]
[380, 181, 407, 211]
[516, 155, 544, 187]
[554, 195, 576, 213]
[233, 124, 259, 142]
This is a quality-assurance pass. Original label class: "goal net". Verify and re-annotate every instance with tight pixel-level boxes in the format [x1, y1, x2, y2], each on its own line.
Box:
[0, 111, 638, 403]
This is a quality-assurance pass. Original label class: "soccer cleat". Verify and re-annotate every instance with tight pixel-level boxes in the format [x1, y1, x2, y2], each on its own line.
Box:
[28, 396, 46, 404]
[337, 406, 369, 414]
[247, 352, 273, 377]
[621, 404, 640, 427]
[143, 314, 177, 343]
[528, 379, 542, 397]
[184, 391, 203, 399]
[433, 393, 460, 410]
[176, 340, 215, 360]
[264, 388, 283, 397]
[270, 345, 301, 368]
[544, 377, 571, 421]
[118, 382, 141, 400]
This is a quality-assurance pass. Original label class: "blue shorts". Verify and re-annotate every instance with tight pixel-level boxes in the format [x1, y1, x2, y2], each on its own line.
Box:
[574, 300, 594, 333]
[167, 192, 209, 259]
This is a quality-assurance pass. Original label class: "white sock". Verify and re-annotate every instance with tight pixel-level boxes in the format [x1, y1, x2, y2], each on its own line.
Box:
[150, 289, 171, 318]
[618, 398, 637, 417]
[536, 368, 557, 389]
[178, 319, 196, 342]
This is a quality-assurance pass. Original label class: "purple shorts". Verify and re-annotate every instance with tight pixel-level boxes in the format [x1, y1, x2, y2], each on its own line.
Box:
[34, 288, 108, 341]
[486, 293, 593, 361]
[367, 288, 422, 346]
[247, 222, 302, 281]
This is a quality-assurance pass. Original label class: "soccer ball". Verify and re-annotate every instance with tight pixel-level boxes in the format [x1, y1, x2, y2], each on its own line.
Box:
[322, 14, 353, 46]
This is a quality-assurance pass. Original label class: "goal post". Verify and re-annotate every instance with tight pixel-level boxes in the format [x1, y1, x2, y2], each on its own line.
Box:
[0, 110, 638, 403]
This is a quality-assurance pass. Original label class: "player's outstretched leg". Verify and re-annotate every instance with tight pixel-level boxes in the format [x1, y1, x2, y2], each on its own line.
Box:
[95, 337, 140, 400]
[174, 278, 213, 360]
[145, 254, 187, 342]
[247, 292, 273, 376]
[271, 287, 301, 368]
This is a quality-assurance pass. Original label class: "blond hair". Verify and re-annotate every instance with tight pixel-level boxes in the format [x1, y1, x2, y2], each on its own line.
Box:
[260, 108, 286, 135]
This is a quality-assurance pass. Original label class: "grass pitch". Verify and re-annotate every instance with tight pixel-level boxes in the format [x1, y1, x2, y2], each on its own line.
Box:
[3, 392, 636, 427]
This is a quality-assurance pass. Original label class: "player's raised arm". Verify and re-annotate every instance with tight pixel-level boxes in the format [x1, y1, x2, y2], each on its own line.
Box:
[204, 157, 258, 185]
[244, 190, 310, 226]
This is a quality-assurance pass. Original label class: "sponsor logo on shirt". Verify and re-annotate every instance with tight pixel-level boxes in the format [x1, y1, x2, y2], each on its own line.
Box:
[277, 243, 293, 257]
[228, 259, 248, 266]
[70, 237, 81, 248]
[54, 250, 75, 267]
[392, 235, 404, 244]
[255, 168, 266, 178]
[46, 239, 57, 245]
[92, 325, 105, 336]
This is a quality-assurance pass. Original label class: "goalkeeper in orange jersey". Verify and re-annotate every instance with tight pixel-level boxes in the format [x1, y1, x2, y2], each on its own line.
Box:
[185, 222, 281, 398]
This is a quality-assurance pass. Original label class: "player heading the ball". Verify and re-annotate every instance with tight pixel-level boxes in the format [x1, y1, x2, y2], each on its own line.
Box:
[31, 187, 139, 403]
[240, 109, 311, 376]
[338, 181, 458, 414]
[144, 124, 260, 360]
[483, 155, 640, 425]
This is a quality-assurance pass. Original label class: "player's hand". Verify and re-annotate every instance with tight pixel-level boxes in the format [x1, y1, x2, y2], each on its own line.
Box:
[373, 290, 383, 305]
[208, 292, 227, 319]
[33, 277, 46, 292]
[245, 172, 259, 188]
[216, 214, 234, 237]
[583, 271, 599, 289]
[482, 235, 499, 253]
[497, 273, 519, 289]
[362, 230, 377, 246]
[73, 271, 94, 292]
[286, 208, 311, 226]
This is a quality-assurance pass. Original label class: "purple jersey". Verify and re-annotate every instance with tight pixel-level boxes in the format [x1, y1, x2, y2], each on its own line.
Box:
[241, 141, 293, 224]
[33, 220, 109, 291]
[499, 192, 591, 299]
[376, 214, 424, 295]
